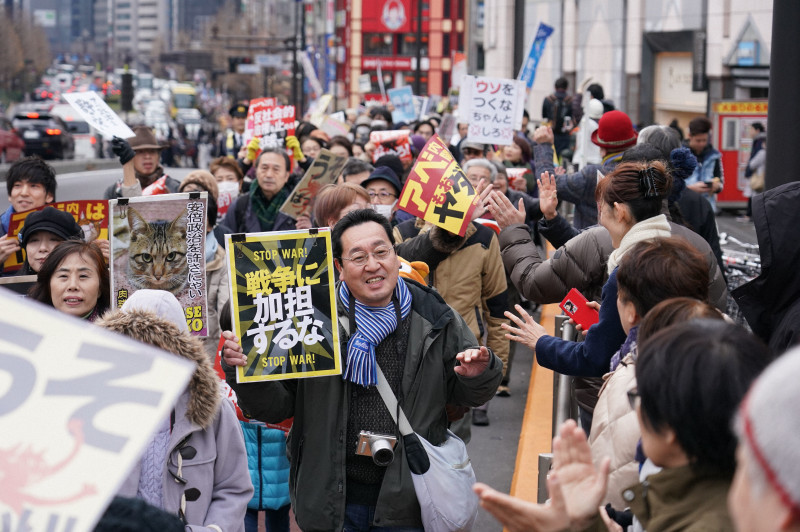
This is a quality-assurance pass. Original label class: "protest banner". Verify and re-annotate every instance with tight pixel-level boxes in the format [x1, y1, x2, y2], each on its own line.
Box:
[388, 86, 416, 123]
[438, 113, 457, 141]
[458, 75, 526, 145]
[397, 134, 479, 237]
[370, 129, 413, 165]
[280, 149, 348, 220]
[308, 94, 333, 127]
[506, 167, 533, 192]
[320, 114, 351, 138]
[3, 200, 109, 273]
[226, 229, 341, 383]
[0, 290, 194, 531]
[63, 91, 135, 139]
[244, 97, 295, 151]
[413, 95, 429, 120]
[109, 193, 209, 336]
[518, 23, 555, 89]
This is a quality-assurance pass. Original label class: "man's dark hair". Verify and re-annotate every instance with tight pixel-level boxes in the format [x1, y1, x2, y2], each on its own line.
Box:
[688, 116, 712, 136]
[368, 106, 393, 125]
[255, 147, 291, 172]
[751, 122, 765, 133]
[621, 143, 666, 165]
[374, 154, 404, 181]
[616, 238, 709, 318]
[587, 83, 605, 100]
[413, 120, 436, 134]
[6, 156, 57, 200]
[523, 109, 530, 120]
[207, 194, 218, 228]
[554, 77, 569, 90]
[331, 208, 394, 259]
[637, 320, 771, 476]
[341, 158, 374, 180]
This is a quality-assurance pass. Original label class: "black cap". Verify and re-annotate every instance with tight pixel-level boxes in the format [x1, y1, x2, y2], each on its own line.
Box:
[361, 166, 402, 195]
[229, 103, 249, 118]
[18, 206, 84, 247]
[374, 154, 404, 182]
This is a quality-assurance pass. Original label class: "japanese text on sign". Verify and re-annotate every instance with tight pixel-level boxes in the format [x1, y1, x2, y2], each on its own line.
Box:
[280, 149, 348, 220]
[458, 75, 526, 145]
[397, 135, 479, 236]
[370, 130, 413, 165]
[186, 201, 205, 300]
[63, 91, 135, 139]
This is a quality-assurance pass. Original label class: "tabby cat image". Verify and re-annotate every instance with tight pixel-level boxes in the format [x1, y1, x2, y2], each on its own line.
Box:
[126, 207, 189, 294]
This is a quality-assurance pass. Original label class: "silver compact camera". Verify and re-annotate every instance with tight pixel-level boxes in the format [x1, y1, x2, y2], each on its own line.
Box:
[356, 431, 397, 466]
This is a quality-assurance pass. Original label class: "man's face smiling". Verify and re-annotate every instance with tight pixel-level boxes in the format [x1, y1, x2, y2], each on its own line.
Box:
[336, 221, 399, 307]
[9, 179, 53, 212]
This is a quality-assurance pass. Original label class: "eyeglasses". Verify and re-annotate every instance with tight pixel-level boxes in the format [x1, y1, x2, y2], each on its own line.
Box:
[367, 191, 397, 200]
[339, 245, 395, 267]
[627, 388, 640, 410]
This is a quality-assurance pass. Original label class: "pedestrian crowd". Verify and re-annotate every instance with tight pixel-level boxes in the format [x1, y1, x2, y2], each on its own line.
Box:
[1, 81, 798, 532]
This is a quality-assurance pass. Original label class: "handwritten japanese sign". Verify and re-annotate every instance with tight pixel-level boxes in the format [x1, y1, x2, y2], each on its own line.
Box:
[370, 129, 413, 165]
[3, 200, 109, 273]
[63, 91, 135, 139]
[244, 98, 296, 150]
[226, 229, 341, 382]
[388, 86, 416, 124]
[458, 75, 526, 145]
[397, 134, 479, 236]
[109, 193, 209, 336]
[0, 290, 193, 532]
[280, 149, 348, 220]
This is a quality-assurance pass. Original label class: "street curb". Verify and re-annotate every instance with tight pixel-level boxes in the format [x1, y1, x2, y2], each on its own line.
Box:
[0, 159, 120, 181]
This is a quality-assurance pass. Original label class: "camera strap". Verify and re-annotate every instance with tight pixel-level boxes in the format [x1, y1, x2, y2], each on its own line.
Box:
[375, 364, 414, 437]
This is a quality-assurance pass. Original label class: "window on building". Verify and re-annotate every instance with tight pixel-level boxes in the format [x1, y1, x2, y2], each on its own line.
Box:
[363, 34, 394, 55]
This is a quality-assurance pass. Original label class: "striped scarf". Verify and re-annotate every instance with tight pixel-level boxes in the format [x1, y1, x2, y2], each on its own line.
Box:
[339, 277, 412, 387]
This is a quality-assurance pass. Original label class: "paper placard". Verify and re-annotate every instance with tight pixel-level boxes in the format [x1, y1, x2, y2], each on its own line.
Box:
[280, 149, 348, 220]
[458, 75, 526, 145]
[63, 91, 135, 139]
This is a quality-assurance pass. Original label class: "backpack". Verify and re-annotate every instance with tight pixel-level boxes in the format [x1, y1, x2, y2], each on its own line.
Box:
[548, 94, 573, 134]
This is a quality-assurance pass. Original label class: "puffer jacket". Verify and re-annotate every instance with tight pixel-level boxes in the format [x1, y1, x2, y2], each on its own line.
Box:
[394, 221, 509, 376]
[589, 351, 640, 509]
[499, 216, 728, 312]
[202, 244, 231, 359]
[224, 280, 503, 531]
[240, 423, 290, 511]
[100, 309, 252, 531]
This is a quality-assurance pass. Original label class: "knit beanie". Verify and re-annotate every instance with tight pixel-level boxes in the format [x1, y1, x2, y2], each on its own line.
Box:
[179, 170, 219, 203]
[667, 147, 696, 203]
[738, 345, 800, 515]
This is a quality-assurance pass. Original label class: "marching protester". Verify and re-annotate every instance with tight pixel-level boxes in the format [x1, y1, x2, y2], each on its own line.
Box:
[16, 206, 84, 275]
[313, 183, 371, 229]
[98, 289, 252, 531]
[105, 126, 181, 199]
[29, 240, 110, 321]
[222, 209, 502, 531]
[0, 157, 58, 269]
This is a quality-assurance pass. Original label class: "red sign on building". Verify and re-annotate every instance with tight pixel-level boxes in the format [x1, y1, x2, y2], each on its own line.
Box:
[361, 56, 414, 71]
[362, 0, 412, 33]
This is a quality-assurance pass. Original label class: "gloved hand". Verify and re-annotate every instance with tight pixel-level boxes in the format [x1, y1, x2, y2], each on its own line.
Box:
[245, 137, 260, 163]
[111, 137, 135, 165]
[285, 135, 305, 161]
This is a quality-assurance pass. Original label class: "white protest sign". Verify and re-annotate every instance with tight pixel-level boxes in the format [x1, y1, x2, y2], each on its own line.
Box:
[459, 75, 526, 145]
[63, 91, 136, 139]
[0, 290, 194, 531]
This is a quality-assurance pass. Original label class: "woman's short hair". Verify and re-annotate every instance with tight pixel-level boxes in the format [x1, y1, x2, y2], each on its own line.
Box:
[637, 297, 723, 344]
[595, 160, 673, 223]
[313, 183, 371, 227]
[328, 135, 354, 157]
[616, 238, 709, 318]
[637, 320, 771, 476]
[209, 156, 244, 183]
[29, 240, 110, 315]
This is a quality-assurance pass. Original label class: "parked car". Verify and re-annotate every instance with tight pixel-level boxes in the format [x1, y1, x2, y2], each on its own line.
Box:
[0, 117, 25, 164]
[50, 104, 101, 160]
[12, 112, 75, 160]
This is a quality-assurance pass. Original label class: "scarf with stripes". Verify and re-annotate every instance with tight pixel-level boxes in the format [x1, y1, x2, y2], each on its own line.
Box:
[339, 277, 412, 387]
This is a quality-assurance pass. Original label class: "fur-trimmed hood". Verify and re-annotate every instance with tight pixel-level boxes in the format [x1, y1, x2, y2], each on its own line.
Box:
[96, 309, 220, 428]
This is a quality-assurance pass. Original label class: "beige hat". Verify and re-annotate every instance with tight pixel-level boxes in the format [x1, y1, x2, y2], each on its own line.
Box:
[179, 170, 219, 202]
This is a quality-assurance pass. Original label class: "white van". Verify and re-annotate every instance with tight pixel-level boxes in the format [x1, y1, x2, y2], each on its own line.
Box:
[50, 103, 101, 159]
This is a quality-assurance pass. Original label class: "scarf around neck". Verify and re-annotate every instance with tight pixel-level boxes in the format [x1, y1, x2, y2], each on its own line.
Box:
[607, 214, 671, 274]
[249, 179, 289, 232]
[135, 166, 165, 189]
[339, 277, 412, 387]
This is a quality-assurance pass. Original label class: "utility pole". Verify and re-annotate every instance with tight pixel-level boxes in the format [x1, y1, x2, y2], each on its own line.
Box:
[414, 0, 422, 95]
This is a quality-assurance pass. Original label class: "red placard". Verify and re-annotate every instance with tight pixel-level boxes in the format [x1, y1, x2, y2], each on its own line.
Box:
[362, 0, 412, 33]
[397, 135, 479, 236]
[370, 130, 412, 165]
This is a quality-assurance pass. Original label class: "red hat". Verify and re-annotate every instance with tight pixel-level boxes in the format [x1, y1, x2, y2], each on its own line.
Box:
[591, 110, 637, 151]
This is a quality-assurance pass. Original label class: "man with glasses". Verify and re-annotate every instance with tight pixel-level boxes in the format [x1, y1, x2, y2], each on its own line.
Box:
[360, 166, 408, 226]
[223, 208, 502, 531]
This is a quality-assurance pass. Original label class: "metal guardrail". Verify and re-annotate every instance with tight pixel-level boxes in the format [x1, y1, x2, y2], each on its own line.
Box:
[0, 158, 119, 181]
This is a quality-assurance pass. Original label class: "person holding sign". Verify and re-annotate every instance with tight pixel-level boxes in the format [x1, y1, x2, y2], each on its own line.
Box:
[104, 126, 181, 199]
[222, 209, 502, 531]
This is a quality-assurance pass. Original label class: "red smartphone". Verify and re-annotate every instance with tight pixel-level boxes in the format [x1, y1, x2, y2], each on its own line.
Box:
[559, 288, 600, 330]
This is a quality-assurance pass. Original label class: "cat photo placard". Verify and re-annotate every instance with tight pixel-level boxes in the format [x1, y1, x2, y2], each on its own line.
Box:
[109, 193, 209, 336]
[226, 228, 341, 382]
[3, 200, 109, 273]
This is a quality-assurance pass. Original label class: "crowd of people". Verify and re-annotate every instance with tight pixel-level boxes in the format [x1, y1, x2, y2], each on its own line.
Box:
[1, 81, 798, 532]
